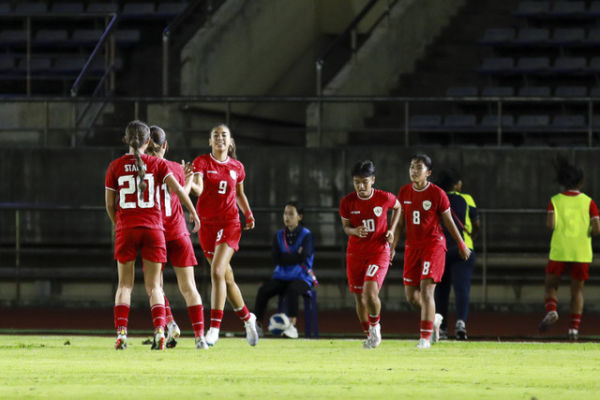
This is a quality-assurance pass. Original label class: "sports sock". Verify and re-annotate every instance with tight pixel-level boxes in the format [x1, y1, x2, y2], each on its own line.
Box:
[545, 298, 558, 313]
[114, 304, 130, 333]
[151, 304, 166, 331]
[420, 320, 434, 341]
[188, 304, 205, 338]
[210, 309, 224, 329]
[360, 321, 369, 335]
[233, 305, 251, 322]
[368, 314, 380, 327]
[569, 313, 582, 330]
[164, 295, 174, 326]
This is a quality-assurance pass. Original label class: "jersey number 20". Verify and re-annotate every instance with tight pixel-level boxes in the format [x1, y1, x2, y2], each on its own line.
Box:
[118, 174, 155, 209]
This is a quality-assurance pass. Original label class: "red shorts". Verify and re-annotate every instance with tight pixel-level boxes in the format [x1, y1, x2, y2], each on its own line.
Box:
[403, 245, 446, 286]
[198, 221, 241, 259]
[166, 235, 198, 267]
[547, 260, 589, 281]
[114, 228, 166, 264]
[346, 252, 390, 293]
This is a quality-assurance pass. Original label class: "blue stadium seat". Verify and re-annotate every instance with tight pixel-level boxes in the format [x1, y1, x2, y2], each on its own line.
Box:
[479, 57, 514, 74]
[515, 57, 550, 73]
[550, 2, 585, 17]
[481, 86, 515, 97]
[513, 28, 549, 45]
[479, 28, 515, 45]
[113, 30, 141, 45]
[481, 115, 514, 129]
[551, 28, 584, 45]
[409, 115, 442, 129]
[552, 115, 586, 129]
[516, 115, 550, 128]
[588, 57, 600, 73]
[591, 1, 600, 16]
[0, 54, 14, 72]
[86, 3, 119, 13]
[515, 2, 550, 17]
[590, 87, 600, 97]
[443, 115, 477, 129]
[518, 86, 551, 97]
[122, 3, 155, 18]
[0, 2, 11, 13]
[53, 57, 86, 74]
[16, 57, 52, 73]
[15, 2, 48, 13]
[51, 3, 84, 13]
[593, 114, 600, 128]
[34, 29, 69, 46]
[584, 28, 600, 46]
[445, 87, 478, 97]
[552, 57, 587, 74]
[0, 30, 26, 45]
[156, 3, 187, 18]
[554, 86, 587, 97]
[71, 29, 103, 45]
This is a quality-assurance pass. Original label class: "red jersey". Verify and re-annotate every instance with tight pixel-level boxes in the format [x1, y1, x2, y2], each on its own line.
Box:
[105, 153, 172, 232]
[192, 153, 246, 223]
[339, 189, 398, 256]
[397, 182, 450, 249]
[158, 159, 190, 241]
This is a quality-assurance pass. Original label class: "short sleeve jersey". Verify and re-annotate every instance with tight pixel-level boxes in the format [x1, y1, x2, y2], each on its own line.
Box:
[397, 182, 450, 249]
[158, 159, 190, 241]
[105, 153, 172, 232]
[192, 153, 246, 223]
[339, 189, 398, 256]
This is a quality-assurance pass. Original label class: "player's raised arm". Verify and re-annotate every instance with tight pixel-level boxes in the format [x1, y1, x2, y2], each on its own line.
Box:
[441, 209, 471, 260]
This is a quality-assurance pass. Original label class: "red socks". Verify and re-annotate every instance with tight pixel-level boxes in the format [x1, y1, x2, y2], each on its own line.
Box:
[420, 320, 434, 341]
[114, 304, 130, 333]
[164, 295, 174, 326]
[570, 313, 582, 330]
[210, 309, 224, 329]
[360, 321, 369, 334]
[545, 298, 558, 313]
[188, 304, 205, 338]
[151, 304, 166, 331]
[234, 305, 251, 322]
[368, 314, 380, 327]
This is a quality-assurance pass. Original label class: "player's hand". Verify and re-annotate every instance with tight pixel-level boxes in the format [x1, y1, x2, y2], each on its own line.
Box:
[182, 161, 194, 179]
[459, 247, 471, 260]
[385, 230, 394, 244]
[244, 217, 255, 231]
[190, 213, 200, 233]
[354, 225, 368, 238]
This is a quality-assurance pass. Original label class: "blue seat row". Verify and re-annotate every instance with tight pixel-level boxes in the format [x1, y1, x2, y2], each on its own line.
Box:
[479, 57, 600, 75]
[446, 85, 600, 98]
[0, 54, 122, 75]
[409, 114, 597, 131]
[0, 2, 187, 17]
[0, 29, 140, 46]
[480, 27, 600, 46]
[515, 1, 600, 18]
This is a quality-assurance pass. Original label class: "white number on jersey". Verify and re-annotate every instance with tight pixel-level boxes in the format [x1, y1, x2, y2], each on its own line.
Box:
[422, 261, 430, 275]
[362, 219, 375, 232]
[218, 180, 227, 194]
[216, 229, 224, 241]
[118, 174, 155, 209]
[161, 183, 172, 217]
[412, 210, 420, 225]
[366, 264, 379, 278]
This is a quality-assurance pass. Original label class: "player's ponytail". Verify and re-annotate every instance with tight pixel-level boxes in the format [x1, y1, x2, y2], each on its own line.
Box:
[228, 137, 237, 160]
[123, 120, 150, 194]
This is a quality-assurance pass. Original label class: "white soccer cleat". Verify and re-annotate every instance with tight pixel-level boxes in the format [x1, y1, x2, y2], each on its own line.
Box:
[195, 336, 209, 350]
[115, 328, 127, 350]
[568, 328, 579, 341]
[432, 313, 443, 344]
[205, 327, 220, 347]
[282, 324, 299, 339]
[152, 327, 166, 351]
[363, 324, 382, 349]
[539, 310, 559, 333]
[416, 338, 431, 349]
[244, 313, 259, 346]
[166, 321, 181, 349]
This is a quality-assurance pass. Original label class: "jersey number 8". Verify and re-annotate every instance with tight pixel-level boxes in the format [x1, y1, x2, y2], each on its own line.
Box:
[412, 210, 420, 225]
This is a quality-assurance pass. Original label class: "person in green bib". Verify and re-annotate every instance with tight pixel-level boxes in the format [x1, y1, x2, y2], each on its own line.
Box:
[539, 157, 600, 340]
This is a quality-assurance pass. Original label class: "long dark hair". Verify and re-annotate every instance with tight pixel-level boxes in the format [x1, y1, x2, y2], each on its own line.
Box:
[211, 123, 237, 159]
[554, 156, 583, 190]
[437, 168, 461, 192]
[147, 125, 167, 157]
[123, 120, 150, 194]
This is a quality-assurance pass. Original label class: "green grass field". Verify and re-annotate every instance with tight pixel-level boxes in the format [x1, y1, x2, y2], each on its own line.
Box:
[0, 335, 598, 400]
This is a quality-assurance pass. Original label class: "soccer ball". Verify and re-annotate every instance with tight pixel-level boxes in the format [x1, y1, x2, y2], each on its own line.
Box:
[268, 313, 291, 336]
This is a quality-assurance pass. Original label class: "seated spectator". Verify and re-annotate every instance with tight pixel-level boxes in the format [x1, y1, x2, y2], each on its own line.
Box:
[254, 201, 317, 338]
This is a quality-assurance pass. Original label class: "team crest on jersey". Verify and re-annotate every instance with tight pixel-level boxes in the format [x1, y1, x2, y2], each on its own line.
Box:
[422, 200, 432, 210]
[373, 206, 383, 217]
[229, 170, 237, 180]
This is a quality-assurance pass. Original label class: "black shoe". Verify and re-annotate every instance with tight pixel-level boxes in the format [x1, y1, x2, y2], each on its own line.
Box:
[455, 319, 467, 340]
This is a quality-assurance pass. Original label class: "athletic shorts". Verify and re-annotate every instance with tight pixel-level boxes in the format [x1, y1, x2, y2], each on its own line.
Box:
[114, 228, 166, 264]
[547, 260, 589, 281]
[166, 235, 198, 267]
[403, 244, 446, 286]
[198, 220, 241, 259]
[346, 252, 390, 294]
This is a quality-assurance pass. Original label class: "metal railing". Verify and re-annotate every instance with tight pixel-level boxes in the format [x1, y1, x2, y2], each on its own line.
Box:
[1, 95, 599, 147]
[0, 204, 567, 306]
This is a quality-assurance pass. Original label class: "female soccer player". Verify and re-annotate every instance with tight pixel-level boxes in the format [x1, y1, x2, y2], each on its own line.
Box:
[190, 124, 258, 347]
[105, 120, 200, 350]
[539, 157, 600, 340]
[339, 160, 401, 349]
[434, 168, 479, 340]
[146, 125, 208, 349]
[392, 154, 470, 349]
